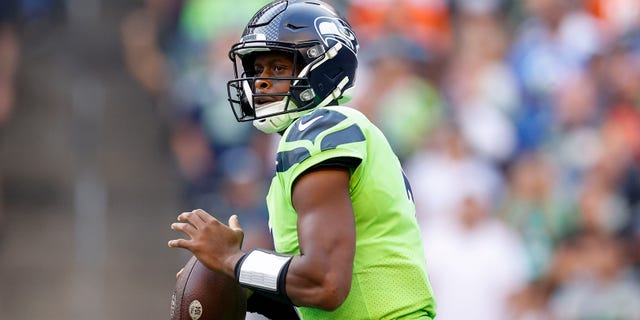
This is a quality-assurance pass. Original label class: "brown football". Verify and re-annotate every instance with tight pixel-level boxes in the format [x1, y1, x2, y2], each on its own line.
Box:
[170, 256, 247, 320]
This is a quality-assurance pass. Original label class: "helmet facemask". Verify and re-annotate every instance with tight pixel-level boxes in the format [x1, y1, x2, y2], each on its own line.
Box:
[227, 41, 322, 133]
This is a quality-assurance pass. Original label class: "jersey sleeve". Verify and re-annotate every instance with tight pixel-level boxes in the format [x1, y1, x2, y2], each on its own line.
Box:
[276, 107, 367, 190]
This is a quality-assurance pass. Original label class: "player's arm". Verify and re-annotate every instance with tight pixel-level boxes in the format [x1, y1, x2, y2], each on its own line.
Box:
[173, 166, 356, 312]
[284, 166, 356, 310]
[234, 166, 355, 311]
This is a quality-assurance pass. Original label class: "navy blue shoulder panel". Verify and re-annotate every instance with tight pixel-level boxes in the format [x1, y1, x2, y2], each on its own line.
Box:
[320, 124, 365, 151]
[276, 147, 311, 173]
[285, 108, 347, 143]
[277, 108, 366, 173]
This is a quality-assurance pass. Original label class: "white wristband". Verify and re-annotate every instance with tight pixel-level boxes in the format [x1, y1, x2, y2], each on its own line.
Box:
[237, 249, 293, 292]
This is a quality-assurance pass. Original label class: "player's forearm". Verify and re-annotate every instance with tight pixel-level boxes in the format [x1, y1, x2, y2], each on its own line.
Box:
[285, 254, 352, 310]
[233, 248, 352, 310]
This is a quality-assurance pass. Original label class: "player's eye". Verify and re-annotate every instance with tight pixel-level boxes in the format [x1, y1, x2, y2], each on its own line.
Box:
[273, 65, 289, 74]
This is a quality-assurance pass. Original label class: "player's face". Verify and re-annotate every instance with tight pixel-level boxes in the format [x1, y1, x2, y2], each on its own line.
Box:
[252, 51, 297, 108]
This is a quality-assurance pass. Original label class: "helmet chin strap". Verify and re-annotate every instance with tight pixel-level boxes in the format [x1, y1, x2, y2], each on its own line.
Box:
[252, 99, 300, 134]
[253, 116, 293, 134]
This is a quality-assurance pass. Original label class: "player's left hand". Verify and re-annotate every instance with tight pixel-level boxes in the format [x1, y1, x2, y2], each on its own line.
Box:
[168, 209, 246, 278]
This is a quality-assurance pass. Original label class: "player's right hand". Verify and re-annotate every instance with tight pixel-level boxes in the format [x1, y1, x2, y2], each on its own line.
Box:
[168, 209, 246, 278]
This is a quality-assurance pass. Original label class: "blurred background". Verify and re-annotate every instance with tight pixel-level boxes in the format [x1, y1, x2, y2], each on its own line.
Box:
[1, 0, 639, 319]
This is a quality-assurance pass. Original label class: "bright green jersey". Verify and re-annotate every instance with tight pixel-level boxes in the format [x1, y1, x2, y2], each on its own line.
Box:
[266, 106, 436, 320]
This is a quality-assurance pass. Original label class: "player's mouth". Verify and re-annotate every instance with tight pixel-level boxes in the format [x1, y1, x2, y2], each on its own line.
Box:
[254, 97, 280, 108]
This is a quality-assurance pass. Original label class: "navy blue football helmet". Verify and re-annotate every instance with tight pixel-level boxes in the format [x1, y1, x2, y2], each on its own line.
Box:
[227, 0, 359, 133]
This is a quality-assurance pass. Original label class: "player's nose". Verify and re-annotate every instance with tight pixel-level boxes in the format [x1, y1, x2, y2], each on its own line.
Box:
[255, 78, 271, 90]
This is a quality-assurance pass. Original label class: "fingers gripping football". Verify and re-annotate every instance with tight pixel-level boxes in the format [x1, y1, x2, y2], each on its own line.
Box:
[168, 209, 246, 277]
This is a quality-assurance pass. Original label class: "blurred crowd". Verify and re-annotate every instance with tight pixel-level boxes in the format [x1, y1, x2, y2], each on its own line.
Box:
[118, 0, 640, 319]
[0, 0, 22, 240]
[2, 0, 637, 319]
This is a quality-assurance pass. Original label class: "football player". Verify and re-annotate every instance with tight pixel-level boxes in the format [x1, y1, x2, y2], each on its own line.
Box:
[169, 1, 437, 319]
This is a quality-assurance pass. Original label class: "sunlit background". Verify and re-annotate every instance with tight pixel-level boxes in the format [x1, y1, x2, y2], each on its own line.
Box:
[1, 0, 639, 319]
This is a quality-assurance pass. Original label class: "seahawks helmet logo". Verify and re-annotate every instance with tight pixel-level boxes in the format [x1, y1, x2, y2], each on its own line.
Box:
[314, 17, 358, 54]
